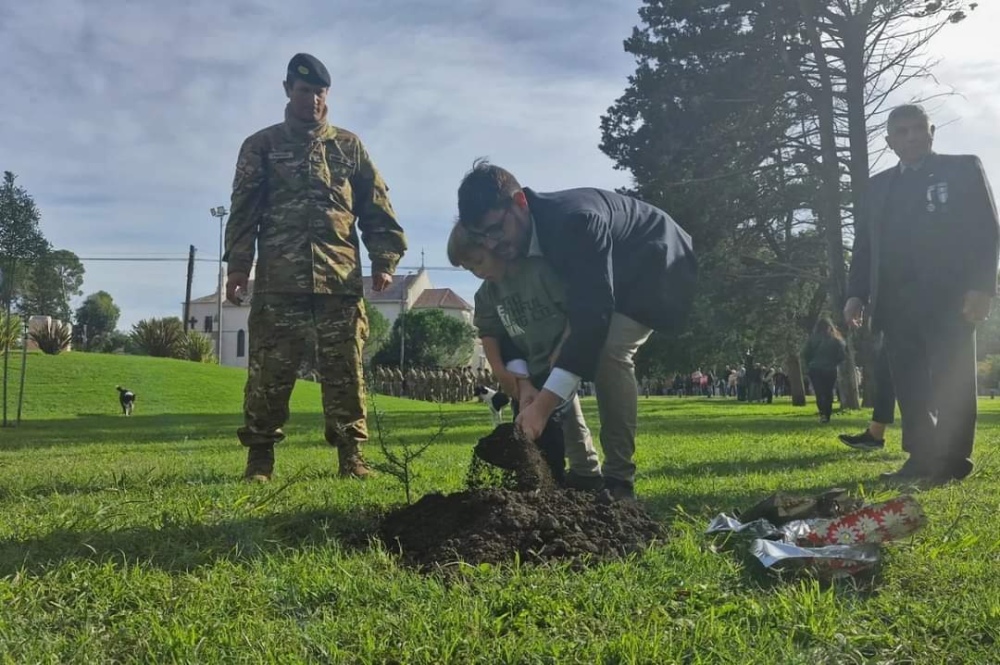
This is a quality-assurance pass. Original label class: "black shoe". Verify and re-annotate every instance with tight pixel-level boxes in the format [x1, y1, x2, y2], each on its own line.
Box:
[926, 458, 974, 483]
[948, 458, 974, 481]
[565, 472, 605, 492]
[879, 457, 929, 483]
[603, 477, 635, 501]
[243, 446, 275, 482]
[838, 430, 885, 451]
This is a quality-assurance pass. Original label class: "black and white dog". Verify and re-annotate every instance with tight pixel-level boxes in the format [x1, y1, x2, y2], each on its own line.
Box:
[473, 385, 511, 426]
[116, 386, 136, 416]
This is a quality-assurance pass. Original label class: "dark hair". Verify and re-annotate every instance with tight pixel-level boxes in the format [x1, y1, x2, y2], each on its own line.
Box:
[457, 158, 522, 228]
[887, 104, 930, 131]
[812, 317, 845, 342]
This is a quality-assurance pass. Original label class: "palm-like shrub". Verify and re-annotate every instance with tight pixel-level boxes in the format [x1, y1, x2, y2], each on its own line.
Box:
[131, 317, 186, 358]
[182, 330, 217, 363]
[0, 314, 22, 351]
[29, 320, 71, 355]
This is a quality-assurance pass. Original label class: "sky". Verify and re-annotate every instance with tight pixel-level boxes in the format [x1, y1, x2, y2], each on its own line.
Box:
[1, 0, 998, 329]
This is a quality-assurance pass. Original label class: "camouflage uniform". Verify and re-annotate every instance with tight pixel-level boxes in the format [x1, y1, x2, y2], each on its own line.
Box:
[404, 367, 415, 398]
[463, 367, 474, 401]
[450, 368, 459, 402]
[225, 99, 407, 479]
[418, 368, 429, 401]
[392, 367, 403, 397]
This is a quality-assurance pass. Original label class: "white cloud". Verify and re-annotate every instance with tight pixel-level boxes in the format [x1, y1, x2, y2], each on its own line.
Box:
[1, 0, 640, 326]
[2, 0, 998, 328]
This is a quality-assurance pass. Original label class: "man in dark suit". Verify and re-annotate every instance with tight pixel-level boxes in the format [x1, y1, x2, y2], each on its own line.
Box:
[456, 159, 697, 499]
[845, 104, 999, 483]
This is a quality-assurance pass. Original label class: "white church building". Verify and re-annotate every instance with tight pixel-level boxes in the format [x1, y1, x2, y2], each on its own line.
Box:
[184, 267, 475, 369]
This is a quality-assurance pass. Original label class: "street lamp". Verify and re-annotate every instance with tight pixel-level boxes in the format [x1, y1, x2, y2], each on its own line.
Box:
[398, 271, 414, 369]
[210, 206, 228, 365]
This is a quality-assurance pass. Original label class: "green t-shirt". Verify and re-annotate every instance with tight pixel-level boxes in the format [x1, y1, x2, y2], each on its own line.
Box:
[473, 257, 568, 381]
[803, 335, 847, 372]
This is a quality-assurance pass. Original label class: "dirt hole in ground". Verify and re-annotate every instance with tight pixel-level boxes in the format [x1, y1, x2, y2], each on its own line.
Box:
[379, 424, 664, 571]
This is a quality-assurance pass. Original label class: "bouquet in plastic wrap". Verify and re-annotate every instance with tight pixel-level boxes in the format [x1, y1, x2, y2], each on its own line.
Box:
[706, 488, 926, 578]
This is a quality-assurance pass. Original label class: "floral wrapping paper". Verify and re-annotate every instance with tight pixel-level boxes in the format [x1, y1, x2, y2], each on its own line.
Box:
[706, 493, 927, 577]
[787, 495, 926, 547]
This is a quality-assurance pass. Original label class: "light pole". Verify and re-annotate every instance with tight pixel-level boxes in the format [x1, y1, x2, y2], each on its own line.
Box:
[398, 271, 413, 369]
[210, 206, 228, 365]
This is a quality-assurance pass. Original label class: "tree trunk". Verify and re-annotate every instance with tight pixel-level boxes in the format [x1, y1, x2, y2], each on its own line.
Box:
[786, 352, 807, 406]
[799, 0, 860, 409]
[2, 296, 11, 428]
[843, 12, 875, 410]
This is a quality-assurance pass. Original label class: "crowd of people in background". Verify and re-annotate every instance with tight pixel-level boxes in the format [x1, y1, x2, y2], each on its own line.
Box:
[371, 366, 491, 403]
[371, 365, 597, 404]
[639, 354, 791, 404]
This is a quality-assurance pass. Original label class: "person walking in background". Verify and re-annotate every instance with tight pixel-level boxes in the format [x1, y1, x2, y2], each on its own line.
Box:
[803, 318, 847, 423]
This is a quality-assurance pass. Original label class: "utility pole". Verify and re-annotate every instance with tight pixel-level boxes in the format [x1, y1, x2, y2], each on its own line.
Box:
[183, 244, 196, 330]
[209, 206, 228, 364]
[2, 267, 11, 428]
[399, 292, 406, 369]
[16, 318, 28, 425]
[398, 271, 413, 369]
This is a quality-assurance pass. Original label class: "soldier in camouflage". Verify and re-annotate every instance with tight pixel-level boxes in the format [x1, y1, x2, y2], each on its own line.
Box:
[224, 53, 407, 482]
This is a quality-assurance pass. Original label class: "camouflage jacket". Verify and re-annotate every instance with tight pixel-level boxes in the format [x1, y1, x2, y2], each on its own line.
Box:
[224, 107, 407, 295]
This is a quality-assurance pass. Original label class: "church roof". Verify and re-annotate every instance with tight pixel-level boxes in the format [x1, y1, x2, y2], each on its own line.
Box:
[412, 288, 472, 311]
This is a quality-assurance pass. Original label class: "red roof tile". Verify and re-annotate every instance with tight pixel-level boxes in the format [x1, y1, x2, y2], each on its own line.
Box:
[412, 288, 472, 311]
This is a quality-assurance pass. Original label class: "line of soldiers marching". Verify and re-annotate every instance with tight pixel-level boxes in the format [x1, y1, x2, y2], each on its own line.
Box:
[371, 366, 495, 403]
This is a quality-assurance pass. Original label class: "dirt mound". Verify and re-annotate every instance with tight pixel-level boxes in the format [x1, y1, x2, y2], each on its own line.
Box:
[379, 424, 664, 570]
[379, 487, 663, 570]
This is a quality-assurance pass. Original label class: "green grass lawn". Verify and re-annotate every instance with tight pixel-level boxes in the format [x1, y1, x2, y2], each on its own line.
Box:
[0, 352, 997, 663]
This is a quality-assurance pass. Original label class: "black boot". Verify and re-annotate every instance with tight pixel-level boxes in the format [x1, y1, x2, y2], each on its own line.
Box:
[243, 446, 275, 482]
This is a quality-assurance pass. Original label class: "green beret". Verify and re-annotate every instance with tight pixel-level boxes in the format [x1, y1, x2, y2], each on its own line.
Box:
[286, 53, 330, 87]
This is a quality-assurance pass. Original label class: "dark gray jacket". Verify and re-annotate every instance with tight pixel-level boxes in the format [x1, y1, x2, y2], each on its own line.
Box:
[847, 154, 999, 329]
[524, 187, 697, 379]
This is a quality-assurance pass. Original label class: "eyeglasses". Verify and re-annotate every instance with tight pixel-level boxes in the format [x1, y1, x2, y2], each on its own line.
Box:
[466, 205, 512, 242]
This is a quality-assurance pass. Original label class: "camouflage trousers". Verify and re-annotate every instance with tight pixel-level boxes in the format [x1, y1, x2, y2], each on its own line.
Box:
[238, 293, 368, 449]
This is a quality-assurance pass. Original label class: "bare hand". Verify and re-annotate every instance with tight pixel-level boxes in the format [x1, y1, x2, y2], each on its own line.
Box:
[496, 370, 520, 400]
[843, 297, 865, 330]
[372, 272, 393, 292]
[226, 272, 249, 305]
[517, 380, 539, 409]
[963, 290, 993, 323]
[515, 402, 548, 442]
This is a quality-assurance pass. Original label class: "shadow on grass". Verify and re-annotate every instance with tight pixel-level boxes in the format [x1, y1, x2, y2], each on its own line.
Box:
[645, 450, 862, 480]
[640, 475, 882, 520]
[0, 409, 494, 450]
[0, 467, 243, 502]
[0, 505, 385, 576]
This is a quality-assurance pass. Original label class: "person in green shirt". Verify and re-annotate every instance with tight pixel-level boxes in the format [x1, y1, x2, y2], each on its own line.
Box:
[448, 223, 603, 489]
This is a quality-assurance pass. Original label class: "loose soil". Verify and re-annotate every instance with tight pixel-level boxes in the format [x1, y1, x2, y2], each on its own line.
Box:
[379, 424, 664, 570]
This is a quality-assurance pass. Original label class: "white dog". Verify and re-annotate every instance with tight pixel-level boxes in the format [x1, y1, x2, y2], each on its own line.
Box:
[473, 385, 511, 426]
[116, 386, 136, 416]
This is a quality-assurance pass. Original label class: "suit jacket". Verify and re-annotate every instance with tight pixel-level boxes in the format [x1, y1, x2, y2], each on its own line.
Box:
[524, 187, 697, 380]
[847, 153, 1000, 329]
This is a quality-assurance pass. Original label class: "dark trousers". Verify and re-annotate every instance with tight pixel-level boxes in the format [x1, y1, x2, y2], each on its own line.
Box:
[808, 368, 838, 419]
[883, 315, 977, 467]
[871, 339, 897, 426]
[510, 400, 566, 484]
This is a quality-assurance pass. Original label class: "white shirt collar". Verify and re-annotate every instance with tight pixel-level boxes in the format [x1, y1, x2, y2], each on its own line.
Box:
[527, 214, 543, 257]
